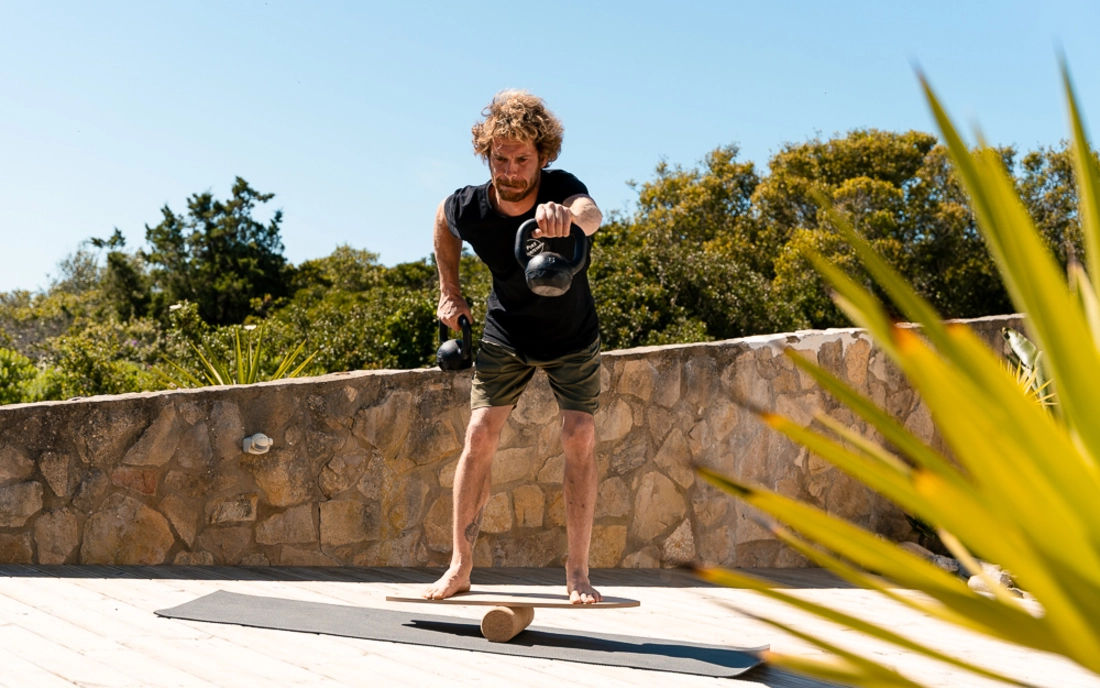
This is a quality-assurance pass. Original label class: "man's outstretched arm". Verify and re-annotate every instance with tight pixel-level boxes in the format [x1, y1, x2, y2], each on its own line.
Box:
[534, 194, 603, 239]
[434, 200, 471, 329]
[564, 194, 602, 236]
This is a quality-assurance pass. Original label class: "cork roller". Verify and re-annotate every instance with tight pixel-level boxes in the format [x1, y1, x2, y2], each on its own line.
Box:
[480, 606, 536, 643]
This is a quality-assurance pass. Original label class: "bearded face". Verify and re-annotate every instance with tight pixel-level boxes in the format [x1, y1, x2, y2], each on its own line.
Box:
[490, 138, 542, 204]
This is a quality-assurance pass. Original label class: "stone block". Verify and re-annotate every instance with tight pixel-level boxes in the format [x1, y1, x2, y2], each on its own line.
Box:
[652, 363, 681, 408]
[242, 447, 314, 507]
[355, 530, 420, 567]
[74, 404, 147, 468]
[622, 546, 659, 568]
[320, 499, 371, 546]
[71, 470, 109, 513]
[240, 553, 270, 566]
[174, 421, 213, 469]
[256, 505, 315, 545]
[382, 479, 430, 533]
[319, 453, 368, 497]
[163, 471, 212, 500]
[595, 477, 630, 519]
[685, 417, 711, 457]
[775, 545, 810, 568]
[682, 356, 718, 411]
[645, 406, 676, 445]
[697, 525, 732, 566]
[34, 509, 79, 564]
[162, 494, 198, 547]
[608, 435, 648, 476]
[424, 495, 452, 552]
[661, 520, 696, 566]
[473, 538, 492, 567]
[242, 391, 299, 446]
[195, 526, 253, 565]
[736, 540, 780, 568]
[536, 454, 564, 484]
[691, 487, 729, 527]
[775, 392, 820, 428]
[708, 400, 741, 442]
[280, 546, 338, 566]
[39, 451, 72, 498]
[537, 422, 563, 457]
[845, 337, 873, 389]
[111, 466, 158, 495]
[401, 419, 460, 466]
[826, 475, 873, 524]
[512, 484, 544, 528]
[122, 404, 180, 466]
[0, 446, 33, 484]
[439, 458, 459, 489]
[492, 448, 535, 484]
[904, 402, 935, 444]
[0, 481, 43, 528]
[511, 378, 557, 426]
[492, 530, 559, 567]
[80, 494, 174, 564]
[352, 390, 414, 452]
[207, 493, 259, 525]
[480, 492, 512, 534]
[174, 551, 215, 565]
[209, 400, 245, 461]
[0, 533, 33, 564]
[589, 525, 626, 568]
[546, 490, 565, 527]
[619, 360, 656, 402]
[177, 401, 205, 426]
[631, 471, 684, 540]
[595, 399, 632, 443]
[654, 429, 694, 488]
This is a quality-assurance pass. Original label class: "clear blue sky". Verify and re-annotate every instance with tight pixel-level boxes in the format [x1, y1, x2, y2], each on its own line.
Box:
[2, 1, 1099, 293]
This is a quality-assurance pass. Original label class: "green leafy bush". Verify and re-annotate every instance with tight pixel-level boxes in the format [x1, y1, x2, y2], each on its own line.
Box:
[0, 348, 37, 404]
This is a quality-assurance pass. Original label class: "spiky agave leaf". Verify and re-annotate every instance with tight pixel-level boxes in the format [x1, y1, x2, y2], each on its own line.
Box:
[697, 70, 1100, 686]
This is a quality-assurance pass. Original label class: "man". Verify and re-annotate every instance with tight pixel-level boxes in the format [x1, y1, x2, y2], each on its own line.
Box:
[425, 90, 604, 604]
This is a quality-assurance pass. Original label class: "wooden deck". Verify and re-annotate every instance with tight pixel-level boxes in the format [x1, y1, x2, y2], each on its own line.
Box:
[0, 566, 1093, 687]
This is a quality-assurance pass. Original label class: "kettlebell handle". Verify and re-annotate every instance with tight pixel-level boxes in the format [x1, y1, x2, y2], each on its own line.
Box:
[438, 314, 472, 349]
[513, 219, 588, 275]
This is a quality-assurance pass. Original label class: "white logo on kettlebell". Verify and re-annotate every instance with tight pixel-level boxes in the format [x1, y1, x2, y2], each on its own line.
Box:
[525, 239, 544, 257]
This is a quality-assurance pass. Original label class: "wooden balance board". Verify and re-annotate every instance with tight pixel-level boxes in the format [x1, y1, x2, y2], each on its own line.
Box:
[386, 590, 641, 643]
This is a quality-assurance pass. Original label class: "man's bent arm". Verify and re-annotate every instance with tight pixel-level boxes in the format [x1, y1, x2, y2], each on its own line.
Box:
[563, 195, 603, 236]
[434, 200, 470, 329]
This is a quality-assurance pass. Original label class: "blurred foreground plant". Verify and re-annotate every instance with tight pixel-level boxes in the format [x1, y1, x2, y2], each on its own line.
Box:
[696, 66, 1100, 687]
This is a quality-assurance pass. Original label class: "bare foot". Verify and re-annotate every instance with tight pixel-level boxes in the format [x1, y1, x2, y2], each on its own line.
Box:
[566, 571, 602, 604]
[423, 564, 471, 600]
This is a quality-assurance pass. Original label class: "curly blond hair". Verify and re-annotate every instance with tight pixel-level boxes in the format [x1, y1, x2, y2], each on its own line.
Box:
[471, 90, 564, 167]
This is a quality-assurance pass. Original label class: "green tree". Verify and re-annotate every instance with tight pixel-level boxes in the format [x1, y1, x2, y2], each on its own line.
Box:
[1017, 144, 1084, 267]
[144, 177, 291, 326]
[91, 229, 153, 321]
[592, 145, 779, 349]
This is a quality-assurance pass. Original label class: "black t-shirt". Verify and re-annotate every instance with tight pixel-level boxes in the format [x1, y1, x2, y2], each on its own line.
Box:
[444, 169, 599, 360]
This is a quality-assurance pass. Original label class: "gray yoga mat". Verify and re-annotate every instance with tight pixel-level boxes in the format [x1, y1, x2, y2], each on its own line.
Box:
[156, 590, 765, 678]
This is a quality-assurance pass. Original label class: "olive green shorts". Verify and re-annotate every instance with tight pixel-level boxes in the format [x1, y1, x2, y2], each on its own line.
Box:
[471, 337, 602, 415]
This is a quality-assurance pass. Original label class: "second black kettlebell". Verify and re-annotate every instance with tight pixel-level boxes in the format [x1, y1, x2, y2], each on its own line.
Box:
[514, 218, 589, 297]
[436, 315, 472, 371]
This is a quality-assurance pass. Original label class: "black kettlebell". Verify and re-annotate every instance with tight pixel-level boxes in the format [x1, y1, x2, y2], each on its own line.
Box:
[514, 218, 589, 296]
[436, 315, 472, 371]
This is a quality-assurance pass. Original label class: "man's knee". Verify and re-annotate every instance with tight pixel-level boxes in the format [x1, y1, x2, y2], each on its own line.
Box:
[464, 406, 511, 453]
[561, 411, 596, 454]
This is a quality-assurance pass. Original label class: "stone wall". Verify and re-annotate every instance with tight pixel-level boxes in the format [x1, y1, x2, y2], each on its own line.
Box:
[0, 315, 1021, 567]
